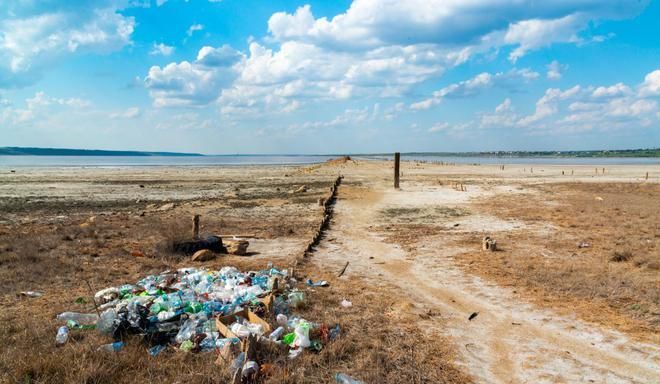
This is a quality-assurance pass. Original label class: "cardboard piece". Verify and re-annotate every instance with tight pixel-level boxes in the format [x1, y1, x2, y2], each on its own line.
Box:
[216, 308, 272, 342]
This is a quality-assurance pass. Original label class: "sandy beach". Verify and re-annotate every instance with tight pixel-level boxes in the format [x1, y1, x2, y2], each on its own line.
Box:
[0, 158, 658, 383]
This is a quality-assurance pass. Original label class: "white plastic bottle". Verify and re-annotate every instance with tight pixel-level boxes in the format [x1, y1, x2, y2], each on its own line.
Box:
[55, 326, 69, 346]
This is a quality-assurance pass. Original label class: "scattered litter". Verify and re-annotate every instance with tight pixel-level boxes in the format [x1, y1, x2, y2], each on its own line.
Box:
[328, 325, 341, 341]
[288, 291, 305, 308]
[335, 373, 364, 383]
[67, 320, 96, 330]
[56, 264, 341, 378]
[20, 291, 43, 298]
[131, 250, 145, 257]
[98, 341, 124, 352]
[482, 236, 497, 252]
[340, 299, 353, 308]
[306, 279, 329, 287]
[468, 312, 479, 321]
[578, 242, 590, 249]
[149, 344, 166, 356]
[55, 326, 69, 346]
[337, 261, 350, 277]
[595, 196, 604, 201]
[56, 312, 99, 325]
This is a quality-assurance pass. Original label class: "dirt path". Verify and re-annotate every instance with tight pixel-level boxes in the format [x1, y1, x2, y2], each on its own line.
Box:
[314, 180, 660, 383]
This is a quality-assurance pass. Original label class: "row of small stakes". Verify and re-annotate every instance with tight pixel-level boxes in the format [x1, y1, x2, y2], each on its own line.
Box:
[294, 175, 343, 265]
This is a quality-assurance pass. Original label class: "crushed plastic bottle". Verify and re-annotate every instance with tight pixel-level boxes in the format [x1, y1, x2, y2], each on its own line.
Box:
[335, 373, 364, 384]
[56, 312, 99, 325]
[55, 326, 69, 346]
[96, 309, 116, 334]
[175, 318, 198, 343]
[340, 299, 353, 308]
[149, 344, 166, 356]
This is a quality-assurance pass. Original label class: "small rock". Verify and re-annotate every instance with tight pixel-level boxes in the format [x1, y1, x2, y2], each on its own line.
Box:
[192, 249, 216, 262]
[157, 203, 176, 211]
[225, 240, 249, 256]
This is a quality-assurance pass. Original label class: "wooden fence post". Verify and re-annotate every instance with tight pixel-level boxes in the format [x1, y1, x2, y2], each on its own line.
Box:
[192, 214, 200, 240]
[394, 152, 400, 189]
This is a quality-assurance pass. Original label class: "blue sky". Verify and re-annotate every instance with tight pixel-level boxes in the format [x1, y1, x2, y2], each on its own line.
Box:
[1, 0, 659, 154]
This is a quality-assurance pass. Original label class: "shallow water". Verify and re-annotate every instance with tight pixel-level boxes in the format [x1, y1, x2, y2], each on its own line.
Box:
[0, 154, 657, 168]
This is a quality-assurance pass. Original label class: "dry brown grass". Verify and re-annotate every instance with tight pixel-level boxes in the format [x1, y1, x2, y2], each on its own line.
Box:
[0, 172, 470, 384]
[459, 182, 659, 337]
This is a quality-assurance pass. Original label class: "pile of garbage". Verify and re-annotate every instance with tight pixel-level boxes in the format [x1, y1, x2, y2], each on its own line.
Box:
[55, 265, 344, 380]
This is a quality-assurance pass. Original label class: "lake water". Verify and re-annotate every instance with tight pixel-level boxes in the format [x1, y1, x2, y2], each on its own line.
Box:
[365, 155, 660, 166]
[0, 154, 657, 168]
[0, 155, 336, 168]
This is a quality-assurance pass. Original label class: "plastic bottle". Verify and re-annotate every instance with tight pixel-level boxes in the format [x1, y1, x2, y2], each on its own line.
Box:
[96, 309, 116, 334]
[268, 326, 285, 341]
[55, 326, 69, 346]
[175, 318, 198, 343]
[97, 341, 124, 352]
[56, 312, 99, 325]
[230, 352, 245, 374]
[149, 344, 166, 356]
[335, 373, 364, 384]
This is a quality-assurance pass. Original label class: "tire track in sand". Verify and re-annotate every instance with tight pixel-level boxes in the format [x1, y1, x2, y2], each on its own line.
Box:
[314, 183, 660, 384]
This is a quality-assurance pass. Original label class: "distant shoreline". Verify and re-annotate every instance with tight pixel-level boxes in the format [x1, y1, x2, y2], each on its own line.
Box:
[0, 147, 658, 158]
[0, 147, 202, 157]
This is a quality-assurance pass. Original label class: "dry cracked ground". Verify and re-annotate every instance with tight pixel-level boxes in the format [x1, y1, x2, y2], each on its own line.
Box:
[0, 159, 658, 383]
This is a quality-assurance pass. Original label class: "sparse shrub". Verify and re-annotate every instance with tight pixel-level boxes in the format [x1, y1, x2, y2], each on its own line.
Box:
[610, 250, 633, 262]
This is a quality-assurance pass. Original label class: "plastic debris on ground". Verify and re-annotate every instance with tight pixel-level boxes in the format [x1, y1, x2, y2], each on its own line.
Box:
[55, 264, 343, 378]
[306, 279, 330, 287]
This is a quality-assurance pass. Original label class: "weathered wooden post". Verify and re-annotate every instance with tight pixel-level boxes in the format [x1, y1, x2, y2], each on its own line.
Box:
[192, 214, 200, 240]
[646, 172, 649, 180]
[394, 152, 400, 189]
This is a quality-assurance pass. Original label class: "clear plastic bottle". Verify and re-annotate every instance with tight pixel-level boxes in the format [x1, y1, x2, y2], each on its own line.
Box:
[335, 373, 364, 384]
[97, 341, 124, 352]
[97, 309, 116, 334]
[230, 352, 245, 374]
[55, 326, 69, 346]
[56, 312, 99, 325]
[269, 326, 285, 341]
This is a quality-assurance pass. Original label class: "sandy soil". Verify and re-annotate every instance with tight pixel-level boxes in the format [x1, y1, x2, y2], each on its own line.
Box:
[308, 159, 659, 383]
[0, 159, 658, 383]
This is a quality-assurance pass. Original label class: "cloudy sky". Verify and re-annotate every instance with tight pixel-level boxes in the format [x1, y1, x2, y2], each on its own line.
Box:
[1, 0, 659, 154]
